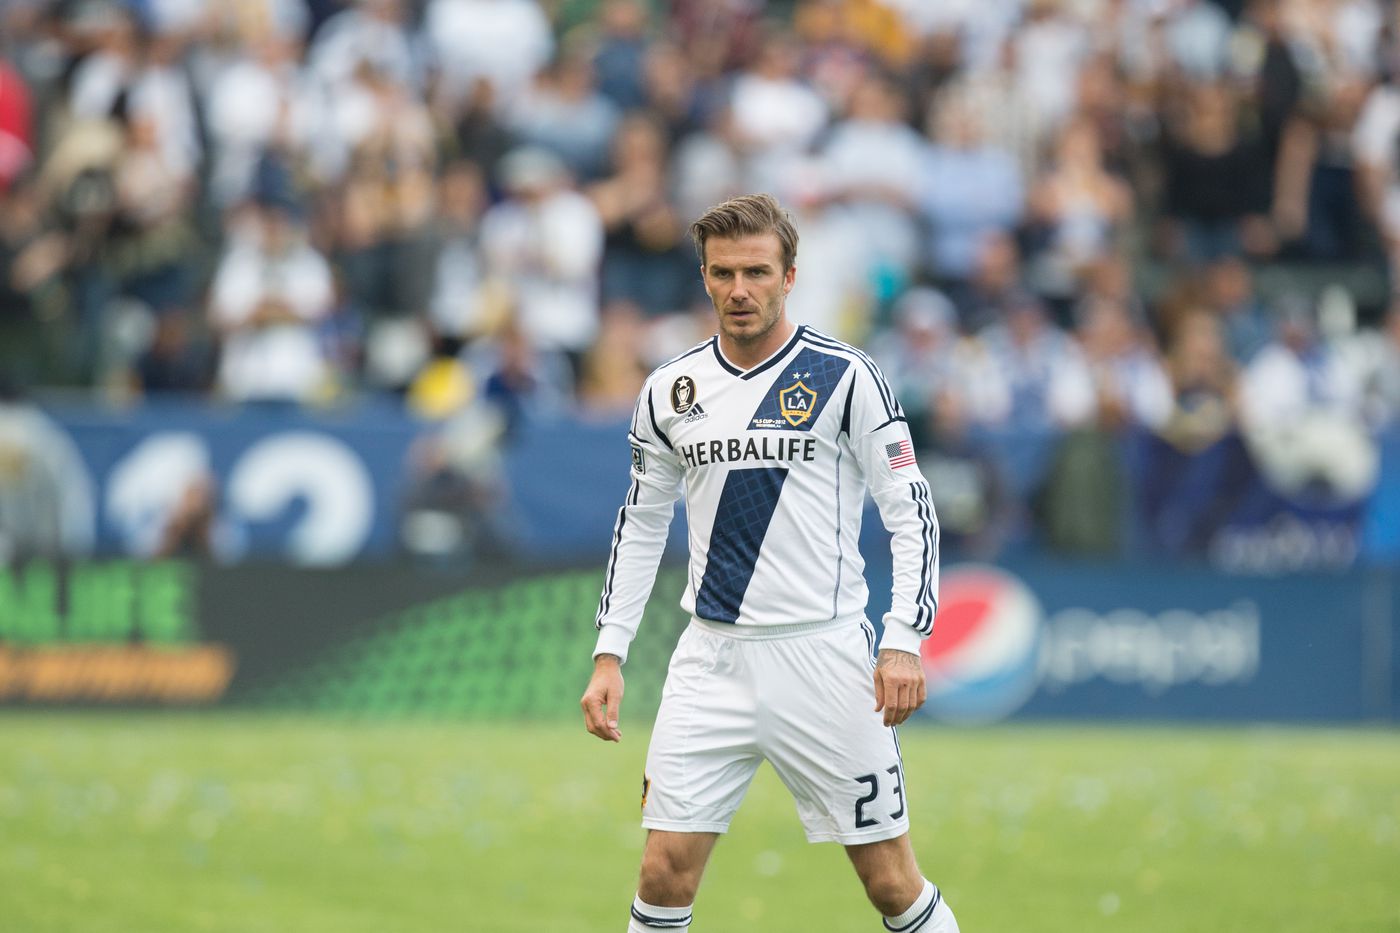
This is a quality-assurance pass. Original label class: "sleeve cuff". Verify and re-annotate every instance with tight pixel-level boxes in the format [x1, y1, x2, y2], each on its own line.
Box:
[877, 616, 925, 656]
[593, 625, 633, 664]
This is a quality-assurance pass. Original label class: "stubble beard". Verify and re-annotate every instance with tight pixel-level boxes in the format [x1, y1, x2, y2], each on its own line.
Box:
[720, 293, 784, 349]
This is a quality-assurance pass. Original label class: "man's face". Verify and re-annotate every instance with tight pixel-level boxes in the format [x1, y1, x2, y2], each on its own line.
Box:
[700, 233, 794, 348]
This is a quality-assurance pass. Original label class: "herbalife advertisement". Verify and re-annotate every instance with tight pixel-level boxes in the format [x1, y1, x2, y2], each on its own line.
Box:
[0, 559, 1394, 723]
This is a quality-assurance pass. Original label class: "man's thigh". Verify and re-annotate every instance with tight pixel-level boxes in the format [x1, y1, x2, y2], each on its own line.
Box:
[755, 622, 911, 844]
[643, 625, 762, 834]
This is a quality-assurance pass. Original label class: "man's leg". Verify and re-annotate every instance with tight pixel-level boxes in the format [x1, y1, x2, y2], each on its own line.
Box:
[627, 829, 719, 931]
[845, 834, 959, 932]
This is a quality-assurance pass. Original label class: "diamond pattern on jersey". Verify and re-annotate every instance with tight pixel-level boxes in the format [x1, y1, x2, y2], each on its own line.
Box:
[749, 347, 851, 431]
[695, 467, 789, 623]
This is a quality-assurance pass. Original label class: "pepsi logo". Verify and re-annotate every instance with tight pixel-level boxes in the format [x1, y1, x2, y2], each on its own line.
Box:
[919, 564, 1043, 723]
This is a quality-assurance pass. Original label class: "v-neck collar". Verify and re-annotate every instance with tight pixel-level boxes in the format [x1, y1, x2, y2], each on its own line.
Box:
[711, 325, 805, 380]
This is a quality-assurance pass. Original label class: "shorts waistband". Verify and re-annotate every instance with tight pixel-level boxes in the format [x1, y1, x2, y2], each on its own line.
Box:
[690, 614, 867, 641]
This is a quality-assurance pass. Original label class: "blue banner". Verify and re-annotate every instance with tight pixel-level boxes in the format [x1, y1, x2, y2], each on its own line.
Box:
[37, 400, 1400, 570]
[47, 399, 425, 564]
[857, 557, 1396, 724]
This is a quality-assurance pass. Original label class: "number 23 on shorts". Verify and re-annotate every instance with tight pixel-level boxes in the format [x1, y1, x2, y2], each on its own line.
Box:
[853, 764, 905, 828]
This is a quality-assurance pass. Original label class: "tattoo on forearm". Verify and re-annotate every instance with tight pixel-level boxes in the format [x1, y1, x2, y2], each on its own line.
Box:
[876, 651, 919, 671]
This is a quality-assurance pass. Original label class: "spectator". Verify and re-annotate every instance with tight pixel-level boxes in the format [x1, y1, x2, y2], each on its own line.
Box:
[1074, 295, 1174, 431]
[1010, 0, 1092, 141]
[917, 90, 1023, 288]
[1353, 71, 1400, 278]
[329, 62, 438, 325]
[1271, 59, 1372, 261]
[66, 3, 140, 122]
[1156, 307, 1239, 453]
[587, 112, 696, 317]
[1238, 297, 1377, 502]
[1365, 300, 1400, 426]
[727, 30, 828, 194]
[870, 286, 1010, 443]
[1026, 117, 1133, 306]
[950, 230, 1029, 335]
[307, 0, 418, 97]
[1157, 81, 1274, 261]
[1161, 0, 1235, 83]
[427, 159, 491, 342]
[0, 56, 34, 193]
[399, 400, 515, 565]
[0, 177, 69, 388]
[479, 146, 604, 367]
[449, 77, 516, 177]
[507, 46, 621, 181]
[207, 193, 338, 403]
[1200, 255, 1273, 364]
[639, 39, 708, 142]
[576, 300, 649, 415]
[816, 72, 927, 299]
[472, 319, 575, 433]
[205, 35, 316, 207]
[135, 310, 212, 394]
[109, 106, 198, 316]
[592, 0, 652, 110]
[424, 0, 553, 109]
[1234, 0, 1304, 196]
[980, 292, 1096, 431]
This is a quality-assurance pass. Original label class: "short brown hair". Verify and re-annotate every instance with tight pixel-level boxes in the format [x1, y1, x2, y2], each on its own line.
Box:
[690, 193, 799, 271]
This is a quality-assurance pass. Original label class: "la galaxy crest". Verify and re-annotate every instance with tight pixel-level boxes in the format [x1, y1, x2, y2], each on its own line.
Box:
[670, 375, 697, 413]
[778, 379, 817, 427]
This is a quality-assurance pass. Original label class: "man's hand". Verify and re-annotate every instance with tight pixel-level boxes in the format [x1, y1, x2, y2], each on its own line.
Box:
[873, 648, 926, 727]
[580, 654, 625, 742]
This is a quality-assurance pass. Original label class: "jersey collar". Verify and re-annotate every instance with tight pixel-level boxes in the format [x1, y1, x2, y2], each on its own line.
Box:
[711, 325, 806, 380]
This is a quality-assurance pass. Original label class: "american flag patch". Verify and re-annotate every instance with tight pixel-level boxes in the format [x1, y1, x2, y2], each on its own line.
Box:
[885, 439, 916, 469]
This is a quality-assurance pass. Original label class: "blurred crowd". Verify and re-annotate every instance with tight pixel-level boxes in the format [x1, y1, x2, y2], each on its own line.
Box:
[2, 0, 1400, 557]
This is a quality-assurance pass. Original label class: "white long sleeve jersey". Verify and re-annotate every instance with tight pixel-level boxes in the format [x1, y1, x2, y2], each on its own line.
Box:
[593, 325, 940, 662]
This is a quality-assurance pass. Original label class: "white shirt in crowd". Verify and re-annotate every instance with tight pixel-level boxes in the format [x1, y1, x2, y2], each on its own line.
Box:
[209, 220, 335, 402]
[479, 188, 604, 353]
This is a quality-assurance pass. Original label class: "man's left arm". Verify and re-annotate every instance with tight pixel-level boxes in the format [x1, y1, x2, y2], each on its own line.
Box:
[845, 366, 940, 726]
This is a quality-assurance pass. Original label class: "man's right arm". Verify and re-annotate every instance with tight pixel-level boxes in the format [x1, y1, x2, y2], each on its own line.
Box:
[591, 380, 685, 664]
[582, 381, 684, 742]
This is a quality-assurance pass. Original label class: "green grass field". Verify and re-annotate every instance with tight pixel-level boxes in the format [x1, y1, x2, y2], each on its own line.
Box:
[1, 714, 1397, 932]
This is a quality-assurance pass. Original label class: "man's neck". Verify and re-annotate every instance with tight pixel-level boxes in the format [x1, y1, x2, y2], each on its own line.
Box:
[719, 321, 797, 370]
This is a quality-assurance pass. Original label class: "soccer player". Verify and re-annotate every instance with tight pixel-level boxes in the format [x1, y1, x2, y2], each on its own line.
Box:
[581, 194, 958, 933]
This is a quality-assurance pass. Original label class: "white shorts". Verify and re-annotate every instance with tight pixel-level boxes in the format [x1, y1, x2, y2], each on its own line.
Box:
[641, 616, 911, 845]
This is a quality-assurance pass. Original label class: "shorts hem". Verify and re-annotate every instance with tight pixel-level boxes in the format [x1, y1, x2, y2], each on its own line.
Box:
[641, 817, 731, 834]
[803, 821, 910, 845]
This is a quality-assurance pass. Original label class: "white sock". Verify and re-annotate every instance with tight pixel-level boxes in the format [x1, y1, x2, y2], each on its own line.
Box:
[882, 879, 958, 932]
[628, 894, 693, 930]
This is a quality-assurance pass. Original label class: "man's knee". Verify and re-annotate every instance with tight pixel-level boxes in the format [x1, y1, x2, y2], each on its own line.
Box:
[847, 836, 924, 916]
[637, 835, 711, 905]
[860, 872, 923, 917]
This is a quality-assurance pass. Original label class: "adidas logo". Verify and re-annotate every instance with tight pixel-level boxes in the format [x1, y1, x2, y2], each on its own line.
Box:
[682, 403, 709, 424]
